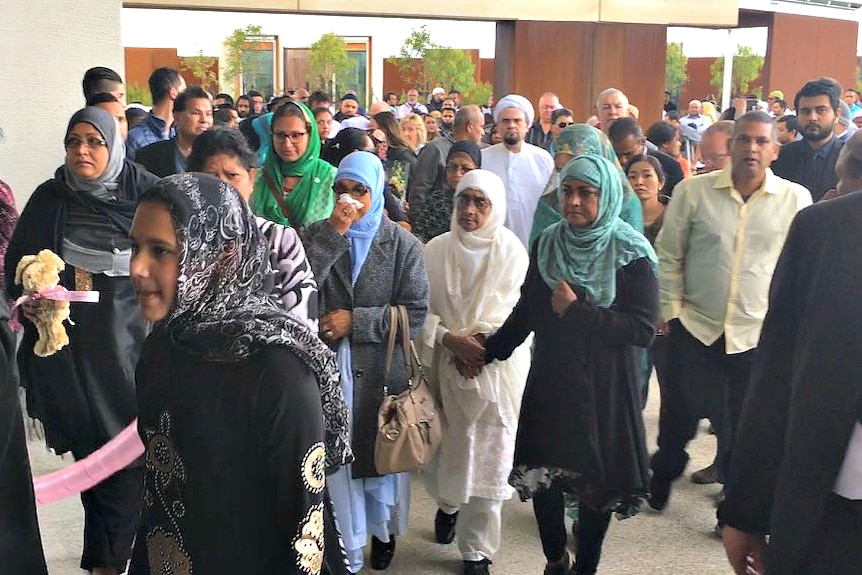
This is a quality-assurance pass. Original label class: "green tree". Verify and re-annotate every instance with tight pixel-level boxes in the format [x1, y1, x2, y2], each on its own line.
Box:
[184, 50, 218, 92]
[665, 42, 688, 98]
[223, 24, 263, 91]
[392, 26, 481, 97]
[709, 45, 764, 96]
[464, 81, 493, 107]
[393, 26, 434, 91]
[308, 33, 356, 96]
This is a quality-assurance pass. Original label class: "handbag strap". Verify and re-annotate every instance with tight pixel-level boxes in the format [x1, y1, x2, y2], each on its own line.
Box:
[262, 168, 296, 229]
[397, 305, 413, 377]
[383, 305, 399, 378]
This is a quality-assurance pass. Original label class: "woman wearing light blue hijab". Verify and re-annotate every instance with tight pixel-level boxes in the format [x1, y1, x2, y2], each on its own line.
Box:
[484, 154, 658, 575]
[304, 151, 429, 573]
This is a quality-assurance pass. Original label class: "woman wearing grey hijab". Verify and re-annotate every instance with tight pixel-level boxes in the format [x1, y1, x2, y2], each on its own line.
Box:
[5, 107, 159, 575]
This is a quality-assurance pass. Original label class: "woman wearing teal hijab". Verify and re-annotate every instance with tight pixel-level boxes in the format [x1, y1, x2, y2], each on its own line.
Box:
[484, 154, 658, 575]
[529, 124, 643, 247]
[250, 100, 336, 229]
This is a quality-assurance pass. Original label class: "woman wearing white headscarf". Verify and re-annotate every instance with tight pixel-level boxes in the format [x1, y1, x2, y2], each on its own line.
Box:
[421, 170, 530, 575]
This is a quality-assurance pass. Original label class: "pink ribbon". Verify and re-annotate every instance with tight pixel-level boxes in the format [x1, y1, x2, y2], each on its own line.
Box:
[14, 286, 100, 308]
[33, 421, 144, 506]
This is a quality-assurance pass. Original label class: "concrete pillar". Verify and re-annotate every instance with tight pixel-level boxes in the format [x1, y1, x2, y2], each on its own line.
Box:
[494, 21, 667, 127]
[0, 0, 123, 207]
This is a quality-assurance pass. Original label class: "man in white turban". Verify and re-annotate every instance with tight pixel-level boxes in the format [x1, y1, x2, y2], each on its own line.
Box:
[482, 94, 554, 246]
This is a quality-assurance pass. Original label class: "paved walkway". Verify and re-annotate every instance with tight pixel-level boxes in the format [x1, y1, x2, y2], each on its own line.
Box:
[30, 378, 734, 574]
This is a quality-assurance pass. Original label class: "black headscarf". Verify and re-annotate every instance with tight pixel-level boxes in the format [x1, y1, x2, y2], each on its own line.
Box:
[142, 173, 352, 470]
[321, 127, 369, 167]
[447, 140, 482, 168]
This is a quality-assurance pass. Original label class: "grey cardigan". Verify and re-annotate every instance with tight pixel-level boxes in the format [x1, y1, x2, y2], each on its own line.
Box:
[305, 218, 429, 478]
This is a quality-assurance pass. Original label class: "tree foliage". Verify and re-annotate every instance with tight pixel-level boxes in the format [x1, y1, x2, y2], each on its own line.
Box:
[665, 43, 688, 97]
[709, 45, 764, 97]
[184, 50, 218, 93]
[308, 33, 356, 96]
[223, 25, 263, 89]
[392, 26, 490, 104]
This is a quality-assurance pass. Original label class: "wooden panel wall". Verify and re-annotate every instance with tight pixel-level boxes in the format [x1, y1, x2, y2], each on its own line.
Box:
[763, 13, 858, 102]
[495, 21, 667, 126]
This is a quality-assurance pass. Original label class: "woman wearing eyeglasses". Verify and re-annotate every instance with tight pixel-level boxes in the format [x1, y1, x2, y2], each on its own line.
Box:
[250, 100, 336, 231]
[304, 151, 429, 574]
[411, 141, 482, 243]
[5, 107, 159, 575]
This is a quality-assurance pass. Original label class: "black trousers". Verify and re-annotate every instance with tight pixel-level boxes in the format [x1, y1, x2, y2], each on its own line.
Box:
[532, 484, 612, 575]
[78, 464, 143, 573]
[650, 321, 753, 484]
[791, 493, 862, 575]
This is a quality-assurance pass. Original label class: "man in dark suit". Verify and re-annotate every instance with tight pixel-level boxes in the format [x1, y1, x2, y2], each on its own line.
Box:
[770, 77, 844, 201]
[719, 189, 862, 575]
[136, 86, 212, 178]
[609, 117, 685, 196]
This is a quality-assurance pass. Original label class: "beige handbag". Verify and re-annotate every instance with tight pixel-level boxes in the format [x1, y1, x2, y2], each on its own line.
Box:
[374, 305, 443, 474]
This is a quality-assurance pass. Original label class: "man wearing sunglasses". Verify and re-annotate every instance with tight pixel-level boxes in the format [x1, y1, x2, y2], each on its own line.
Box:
[526, 92, 561, 150]
[549, 108, 575, 144]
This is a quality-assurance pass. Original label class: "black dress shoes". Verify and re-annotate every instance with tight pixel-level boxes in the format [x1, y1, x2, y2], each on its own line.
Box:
[370, 535, 396, 570]
[648, 474, 672, 511]
[434, 509, 458, 544]
[463, 558, 491, 575]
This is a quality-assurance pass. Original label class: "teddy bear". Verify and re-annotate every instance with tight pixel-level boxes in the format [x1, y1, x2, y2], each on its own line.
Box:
[15, 249, 71, 357]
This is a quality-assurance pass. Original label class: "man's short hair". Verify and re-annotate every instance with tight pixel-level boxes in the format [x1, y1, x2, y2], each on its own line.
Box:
[309, 91, 330, 107]
[794, 77, 842, 112]
[384, 91, 397, 101]
[214, 93, 234, 106]
[607, 116, 643, 143]
[173, 86, 210, 114]
[595, 88, 628, 108]
[703, 120, 735, 139]
[551, 108, 574, 123]
[666, 110, 680, 122]
[212, 107, 235, 126]
[733, 111, 778, 142]
[448, 89, 461, 96]
[646, 121, 678, 148]
[777, 114, 799, 133]
[83, 67, 123, 99]
[247, 90, 263, 99]
[454, 105, 481, 131]
[85, 93, 121, 107]
[774, 99, 788, 111]
[149, 67, 183, 104]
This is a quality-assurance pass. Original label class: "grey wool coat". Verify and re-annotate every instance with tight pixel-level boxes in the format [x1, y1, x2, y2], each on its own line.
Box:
[305, 218, 429, 478]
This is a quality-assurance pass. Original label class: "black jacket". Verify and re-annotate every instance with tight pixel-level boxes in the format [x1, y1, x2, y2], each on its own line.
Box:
[136, 138, 184, 178]
[718, 192, 862, 574]
[770, 136, 843, 202]
[647, 148, 685, 197]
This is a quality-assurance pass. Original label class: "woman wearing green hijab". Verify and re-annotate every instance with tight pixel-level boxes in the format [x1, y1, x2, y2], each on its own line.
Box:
[484, 154, 658, 575]
[250, 100, 336, 229]
[529, 124, 643, 247]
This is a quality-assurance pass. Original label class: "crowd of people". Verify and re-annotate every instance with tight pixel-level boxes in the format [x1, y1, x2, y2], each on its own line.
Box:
[1, 62, 861, 575]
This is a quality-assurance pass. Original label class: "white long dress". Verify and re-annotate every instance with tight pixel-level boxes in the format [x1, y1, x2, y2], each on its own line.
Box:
[420, 169, 531, 505]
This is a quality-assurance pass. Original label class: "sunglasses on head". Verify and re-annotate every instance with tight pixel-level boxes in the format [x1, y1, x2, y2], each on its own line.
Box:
[557, 121, 575, 129]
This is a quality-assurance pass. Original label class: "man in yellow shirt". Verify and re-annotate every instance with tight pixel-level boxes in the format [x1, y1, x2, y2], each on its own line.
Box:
[648, 112, 812, 524]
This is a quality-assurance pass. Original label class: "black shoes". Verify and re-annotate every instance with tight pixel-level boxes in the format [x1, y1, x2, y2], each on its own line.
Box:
[435, 509, 458, 544]
[463, 558, 492, 575]
[370, 535, 396, 570]
[648, 474, 672, 511]
[543, 550, 575, 575]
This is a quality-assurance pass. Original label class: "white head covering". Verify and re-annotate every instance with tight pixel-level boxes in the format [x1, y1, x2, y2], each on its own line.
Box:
[493, 94, 535, 126]
[341, 116, 371, 131]
[422, 169, 530, 430]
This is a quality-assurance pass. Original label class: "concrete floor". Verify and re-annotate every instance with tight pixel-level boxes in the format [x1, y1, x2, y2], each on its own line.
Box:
[30, 378, 734, 574]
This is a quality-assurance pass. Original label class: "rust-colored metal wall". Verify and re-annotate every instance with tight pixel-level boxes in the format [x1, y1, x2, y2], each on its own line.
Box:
[494, 21, 667, 126]
[124, 47, 181, 97]
[381, 50, 488, 97]
[762, 13, 858, 101]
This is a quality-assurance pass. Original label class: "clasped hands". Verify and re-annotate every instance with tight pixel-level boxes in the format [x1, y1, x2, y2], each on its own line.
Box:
[443, 332, 486, 379]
